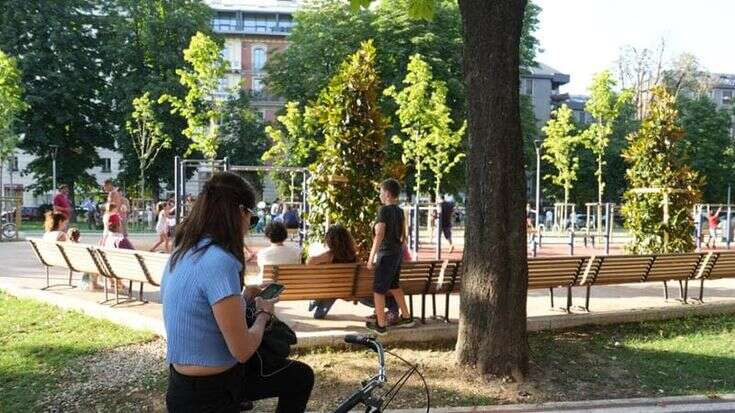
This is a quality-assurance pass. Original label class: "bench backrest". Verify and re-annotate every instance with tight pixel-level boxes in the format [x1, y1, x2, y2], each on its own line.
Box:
[580, 255, 653, 285]
[263, 263, 360, 300]
[528, 256, 587, 289]
[28, 238, 70, 269]
[428, 260, 462, 294]
[60, 242, 106, 275]
[645, 253, 703, 283]
[135, 251, 169, 286]
[699, 251, 735, 280]
[96, 248, 151, 284]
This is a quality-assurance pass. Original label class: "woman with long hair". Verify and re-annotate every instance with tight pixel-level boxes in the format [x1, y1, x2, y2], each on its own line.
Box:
[306, 224, 357, 319]
[162, 172, 313, 412]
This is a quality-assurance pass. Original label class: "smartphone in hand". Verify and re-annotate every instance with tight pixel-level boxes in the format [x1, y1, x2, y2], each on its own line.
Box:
[257, 283, 285, 300]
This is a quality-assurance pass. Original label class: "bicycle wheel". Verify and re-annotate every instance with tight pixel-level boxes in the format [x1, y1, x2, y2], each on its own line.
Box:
[3, 223, 17, 239]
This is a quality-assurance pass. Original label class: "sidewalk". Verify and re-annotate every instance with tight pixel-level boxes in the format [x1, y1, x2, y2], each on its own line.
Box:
[4, 237, 735, 347]
[389, 394, 735, 412]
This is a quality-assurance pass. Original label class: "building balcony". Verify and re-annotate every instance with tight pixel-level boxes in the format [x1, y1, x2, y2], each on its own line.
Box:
[248, 89, 283, 103]
[212, 24, 291, 36]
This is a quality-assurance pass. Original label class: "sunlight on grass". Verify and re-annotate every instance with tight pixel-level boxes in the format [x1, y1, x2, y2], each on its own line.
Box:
[0, 291, 154, 411]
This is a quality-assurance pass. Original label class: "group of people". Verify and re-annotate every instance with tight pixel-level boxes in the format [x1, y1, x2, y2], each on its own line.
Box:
[160, 173, 418, 411]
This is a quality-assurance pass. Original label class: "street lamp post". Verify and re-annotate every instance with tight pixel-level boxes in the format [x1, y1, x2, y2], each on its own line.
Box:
[534, 137, 542, 230]
[50, 145, 58, 200]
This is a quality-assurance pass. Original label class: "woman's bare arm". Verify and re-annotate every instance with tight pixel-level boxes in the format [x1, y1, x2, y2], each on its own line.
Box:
[212, 295, 272, 363]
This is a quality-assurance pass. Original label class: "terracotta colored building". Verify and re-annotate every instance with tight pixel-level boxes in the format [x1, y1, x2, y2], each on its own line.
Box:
[206, 0, 299, 122]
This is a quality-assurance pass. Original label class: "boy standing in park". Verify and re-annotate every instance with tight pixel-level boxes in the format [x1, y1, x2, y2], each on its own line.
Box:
[366, 179, 415, 335]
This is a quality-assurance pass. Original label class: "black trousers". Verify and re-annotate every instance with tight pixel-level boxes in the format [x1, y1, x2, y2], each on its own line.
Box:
[166, 358, 314, 413]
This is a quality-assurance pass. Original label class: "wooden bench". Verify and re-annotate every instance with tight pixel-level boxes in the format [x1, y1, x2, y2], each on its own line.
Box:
[28, 238, 76, 289]
[95, 247, 168, 304]
[528, 256, 588, 312]
[694, 251, 735, 301]
[263, 261, 447, 321]
[579, 253, 705, 310]
[60, 241, 115, 302]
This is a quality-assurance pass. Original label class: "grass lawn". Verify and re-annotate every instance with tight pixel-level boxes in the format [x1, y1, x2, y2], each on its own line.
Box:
[0, 291, 155, 411]
[292, 314, 735, 410]
[2, 288, 734, 411]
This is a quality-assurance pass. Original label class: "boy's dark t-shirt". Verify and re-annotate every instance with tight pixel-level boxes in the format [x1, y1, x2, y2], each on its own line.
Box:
[377, 204, 404, 255]
[440, 201, 454, 228]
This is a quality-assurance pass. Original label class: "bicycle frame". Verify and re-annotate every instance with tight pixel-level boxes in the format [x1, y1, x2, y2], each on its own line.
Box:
[334, 336, 387, 413]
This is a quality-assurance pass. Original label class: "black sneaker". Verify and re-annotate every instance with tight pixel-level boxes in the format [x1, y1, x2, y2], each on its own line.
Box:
[365, 320, 387, 336]
[394, 317, 415, 328]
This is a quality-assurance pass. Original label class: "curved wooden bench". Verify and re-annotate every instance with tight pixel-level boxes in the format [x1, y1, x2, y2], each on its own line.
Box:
[95, 247, 156, 303]
[694, 251, 735, 301]
[28, 238, 74, 289]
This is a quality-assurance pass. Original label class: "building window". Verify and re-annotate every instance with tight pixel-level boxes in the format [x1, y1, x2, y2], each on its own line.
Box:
[8, 156, 18, 172]
[101, 158, 111, 173]
[578, 111, 586, 124]
[522, 78, 533, 96]
[252, 77, 264, 92]
[252, 46, 267, 72]
[723, 90, 733, 105]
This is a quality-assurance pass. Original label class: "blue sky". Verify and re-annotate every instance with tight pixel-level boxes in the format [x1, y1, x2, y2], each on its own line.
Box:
[535, 0, 735, 95]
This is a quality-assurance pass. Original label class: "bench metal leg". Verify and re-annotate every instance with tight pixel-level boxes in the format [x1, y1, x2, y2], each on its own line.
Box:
[139, 282, 144, 302]
[663, 281, 669, 300]
[699, 278, 705, 302]
[549, 287, 554, 308]
[584, 284, 591, 312]
[566, 285, 573, 312]
[444, 293, 451, 322]
[45, 267, 49, 289]
[679, 280, 688, 303]
[420, 294, 426, 324]
[68, 269, 73, 287]
[408, 295, 414, 319]
[431, 294, 437, 319]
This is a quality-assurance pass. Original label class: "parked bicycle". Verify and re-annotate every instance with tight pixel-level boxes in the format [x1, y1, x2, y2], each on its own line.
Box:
[1, 208, 17, 239]
[334, 335, 430, 413]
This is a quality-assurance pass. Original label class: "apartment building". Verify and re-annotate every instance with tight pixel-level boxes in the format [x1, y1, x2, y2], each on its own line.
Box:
[711, 73, 735, 137]
[207, 0, 299, 122]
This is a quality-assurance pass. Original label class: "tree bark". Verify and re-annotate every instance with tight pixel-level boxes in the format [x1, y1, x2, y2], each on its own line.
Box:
[456, 0, 529, 378]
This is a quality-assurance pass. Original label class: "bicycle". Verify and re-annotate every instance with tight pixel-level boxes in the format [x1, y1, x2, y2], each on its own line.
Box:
[1, 208, 17, 240]
[334, 335, 430, 413]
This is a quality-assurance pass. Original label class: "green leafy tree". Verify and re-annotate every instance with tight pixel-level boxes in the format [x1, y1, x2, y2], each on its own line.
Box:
[0, 0, 115, 199]
[263, 102, 321, 197]
[621, 86, 702, 254]
[425, 82, 466, 198]
[677, 95, 735, 202]
[218, 90, 269, 191]
[350, 0, 534, 378]
[582, 70, 633, 229]
[306, 40, 387, 259]
[126, 92, 171, 198]
[267, 0, 540, 195]
[542, 104, 579, 217]
[384, 54, 438, 198]
[0, 50, 26, 173]
[160, 32, 227, 160]
[103, 0, 213, 195]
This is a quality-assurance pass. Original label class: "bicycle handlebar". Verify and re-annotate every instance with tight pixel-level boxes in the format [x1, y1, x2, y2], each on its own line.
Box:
[344, 335, 386, 383]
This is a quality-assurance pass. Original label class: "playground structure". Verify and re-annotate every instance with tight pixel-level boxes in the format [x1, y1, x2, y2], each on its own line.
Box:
[694, 203, 735, 250]
[172, 157, 309, 244]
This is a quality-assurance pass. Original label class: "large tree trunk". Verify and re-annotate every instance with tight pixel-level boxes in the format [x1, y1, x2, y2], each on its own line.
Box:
[455, 0, 529, 378]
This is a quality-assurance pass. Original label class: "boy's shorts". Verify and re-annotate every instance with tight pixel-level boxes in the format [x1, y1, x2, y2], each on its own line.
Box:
[373, 253, 401, 294]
